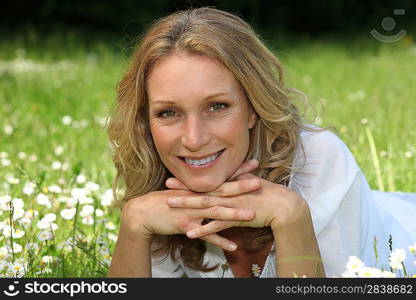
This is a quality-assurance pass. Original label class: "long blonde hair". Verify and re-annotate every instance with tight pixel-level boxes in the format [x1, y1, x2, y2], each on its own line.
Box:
[107, 7, 334, 273]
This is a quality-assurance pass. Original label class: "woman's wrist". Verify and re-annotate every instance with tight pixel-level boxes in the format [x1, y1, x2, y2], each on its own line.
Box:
[269, 195, 311, 232]
[120, 200, 154, 241]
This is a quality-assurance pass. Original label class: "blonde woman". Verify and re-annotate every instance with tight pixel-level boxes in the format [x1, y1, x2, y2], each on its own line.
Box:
[107, 7, 416, 278]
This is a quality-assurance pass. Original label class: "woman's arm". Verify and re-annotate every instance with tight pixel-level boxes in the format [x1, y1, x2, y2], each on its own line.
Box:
[107, 185, 258, 277]
[107, 202, 152, 277]
[271, 198, 325, 278]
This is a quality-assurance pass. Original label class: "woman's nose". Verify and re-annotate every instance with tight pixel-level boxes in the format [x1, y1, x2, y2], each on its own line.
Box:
[180, 115, 210, 151]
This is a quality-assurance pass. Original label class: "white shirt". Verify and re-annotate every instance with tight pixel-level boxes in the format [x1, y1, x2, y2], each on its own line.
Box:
[151, 125, 416, 277]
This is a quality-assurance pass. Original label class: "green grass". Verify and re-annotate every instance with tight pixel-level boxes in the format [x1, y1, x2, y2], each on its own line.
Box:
[0, 28, 415, 277]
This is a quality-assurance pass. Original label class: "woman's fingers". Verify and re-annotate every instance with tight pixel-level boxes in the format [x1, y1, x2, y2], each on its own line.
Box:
[177, 203, 255, 221]
[167, 195, 255, 211]
[186, 221, 237, 251]
[206, 178, 260, 197]
[226, 159, 258, 182]
[165, 177, 189, 190]
[200, 233, 238, 251]
[187, 220, 237, 240]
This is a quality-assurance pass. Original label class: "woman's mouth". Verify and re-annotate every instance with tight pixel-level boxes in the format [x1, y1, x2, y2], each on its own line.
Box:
[177, 149, 225, 169]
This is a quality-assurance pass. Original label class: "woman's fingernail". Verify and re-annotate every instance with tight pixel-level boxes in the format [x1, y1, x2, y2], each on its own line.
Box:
[247, 179, 258, 189]
[240, 210, 253, 219]
[167, 197, 179, 205]
[166, 178, 175, 186]
[187, 230, 196, 238]
[228, 243, 237, 251]
[248, 159, 258, 166]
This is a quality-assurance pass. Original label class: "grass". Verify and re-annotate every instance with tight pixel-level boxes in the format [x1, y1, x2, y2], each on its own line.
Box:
[0, 27, 415, 277]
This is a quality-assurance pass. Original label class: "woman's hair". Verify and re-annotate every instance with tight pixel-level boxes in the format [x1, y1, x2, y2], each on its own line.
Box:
[107, 7, 334, 273]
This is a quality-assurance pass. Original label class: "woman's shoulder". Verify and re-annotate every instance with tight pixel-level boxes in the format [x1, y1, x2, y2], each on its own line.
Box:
[298, 124, 352, 159]
[299, 123, 347, 150]
[291, 123, 360, 176]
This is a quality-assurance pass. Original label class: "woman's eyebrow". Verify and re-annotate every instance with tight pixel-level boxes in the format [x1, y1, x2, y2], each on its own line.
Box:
[150, 92, 230, 105]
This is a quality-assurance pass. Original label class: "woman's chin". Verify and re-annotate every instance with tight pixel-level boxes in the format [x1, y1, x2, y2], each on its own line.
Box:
[185, 180, 223, 193]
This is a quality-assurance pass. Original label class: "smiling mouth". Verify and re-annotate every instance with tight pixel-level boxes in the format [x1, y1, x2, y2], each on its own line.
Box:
[178, 148, 225, 166]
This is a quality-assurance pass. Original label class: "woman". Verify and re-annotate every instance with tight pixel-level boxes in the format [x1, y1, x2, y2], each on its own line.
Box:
[107, 7, 416, 278]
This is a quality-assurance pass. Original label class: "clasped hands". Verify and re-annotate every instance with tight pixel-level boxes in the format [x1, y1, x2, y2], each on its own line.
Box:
[164, 159, 308, 251]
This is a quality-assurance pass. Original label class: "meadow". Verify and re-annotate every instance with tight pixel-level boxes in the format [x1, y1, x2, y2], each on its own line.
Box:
[0, 28, 415, 277]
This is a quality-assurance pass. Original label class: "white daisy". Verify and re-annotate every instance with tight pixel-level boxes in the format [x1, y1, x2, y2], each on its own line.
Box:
[80, 205, 94, 217]
[43, 213, 56, 223]
[357, 267, 382, 277]
[48, 185, 62, 194]
[101, 189, 114, 207]
[36, 193, 51, 208]
[345, 256, 364, 273]
[76, 174, 87, 184]
[37, 230, 53, 241]
[23, 182, 36, 195]
[85, 181, 100, 192]
[60, 208, 76, 220]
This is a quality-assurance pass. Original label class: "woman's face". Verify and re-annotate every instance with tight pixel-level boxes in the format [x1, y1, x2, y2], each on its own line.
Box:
[147, 52, 257, 192]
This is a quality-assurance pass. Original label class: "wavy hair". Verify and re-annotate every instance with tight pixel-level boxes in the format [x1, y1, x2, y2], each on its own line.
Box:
[107, 7, 334, 273]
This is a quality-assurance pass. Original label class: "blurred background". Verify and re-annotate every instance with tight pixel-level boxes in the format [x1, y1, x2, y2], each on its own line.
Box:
[0, 0, 415, 277]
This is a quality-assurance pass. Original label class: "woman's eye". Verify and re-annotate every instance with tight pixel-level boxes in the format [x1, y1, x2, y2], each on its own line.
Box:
[209, 103, 228, 112]
[158, 109, 176, 118]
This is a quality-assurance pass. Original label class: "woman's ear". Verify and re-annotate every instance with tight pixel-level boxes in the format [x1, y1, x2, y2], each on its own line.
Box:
[248, 108, 257, 130]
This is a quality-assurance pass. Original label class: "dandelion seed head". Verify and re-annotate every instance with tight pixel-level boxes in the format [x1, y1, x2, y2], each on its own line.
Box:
[51, 161, 62, 170]
[17, 152, 27, 159]
[54, 145, 64, 156]
[1, 158, 11, 166]
[29, 154, 38, 162]
[62, 115, 72, 125]
[4, 124, 13, 135]
[76, 174, 87, 184]
[379, 150, 388, 158]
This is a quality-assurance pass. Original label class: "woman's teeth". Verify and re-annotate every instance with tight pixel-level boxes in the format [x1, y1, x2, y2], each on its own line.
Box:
[184, 150, 222, 166]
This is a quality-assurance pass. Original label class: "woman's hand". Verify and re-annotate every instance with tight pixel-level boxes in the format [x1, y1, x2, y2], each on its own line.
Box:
[165, 161, 309, 239]
[120, 173, 260, 251]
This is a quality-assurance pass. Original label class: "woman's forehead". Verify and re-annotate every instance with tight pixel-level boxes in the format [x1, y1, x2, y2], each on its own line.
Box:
[147, 53, 244, 104]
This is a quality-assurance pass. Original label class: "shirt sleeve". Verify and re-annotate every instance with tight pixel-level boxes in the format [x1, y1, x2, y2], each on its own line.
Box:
[150, 240, 185, 278]
[288, 127, 363, 277]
